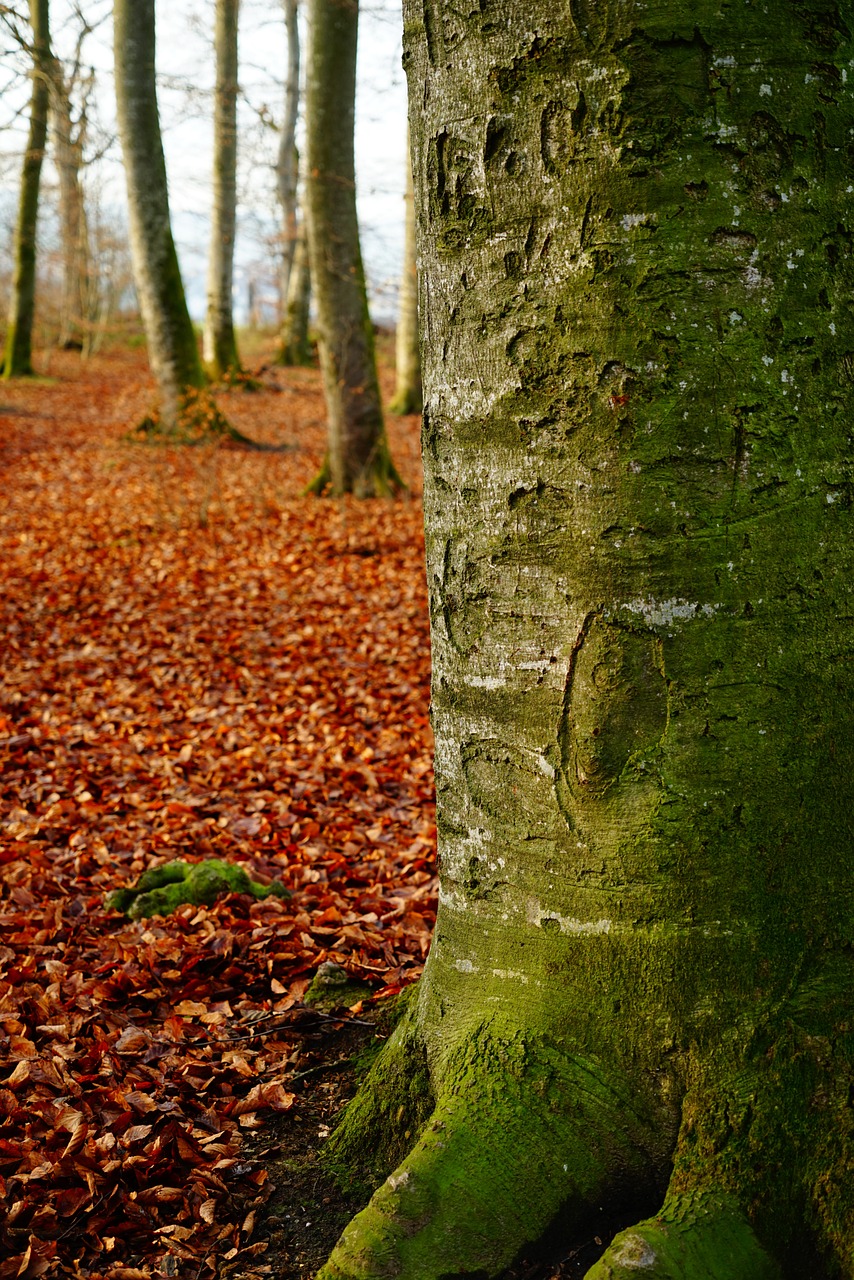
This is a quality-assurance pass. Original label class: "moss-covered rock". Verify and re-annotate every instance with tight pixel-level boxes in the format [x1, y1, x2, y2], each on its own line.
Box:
[107, 858, 291, 920]
[304, 961, 373, 1011]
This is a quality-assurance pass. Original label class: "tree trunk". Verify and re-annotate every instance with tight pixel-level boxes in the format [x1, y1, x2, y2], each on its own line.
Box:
[318, 2, 854, 1277]
[304, 0, 401, 496]
[113, 0, 207, 432]
[278, 216, 312, 365]
[203, 0, 241, 380]
[277, 0, 300, 309]
[49, 60, 93, 354]
[2, 0, 50, 379]
[388, 132, 421, 415]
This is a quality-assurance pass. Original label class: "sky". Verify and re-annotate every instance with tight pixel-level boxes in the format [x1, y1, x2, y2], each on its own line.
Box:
[0, 0, 410, 325]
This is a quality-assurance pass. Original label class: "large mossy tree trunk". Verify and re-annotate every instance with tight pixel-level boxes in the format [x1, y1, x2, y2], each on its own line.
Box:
[2, 0, 50, 380]
[318, 2, 854, 1277]
[113, 0, 208, 433]
[388, 133, 421, 416]
[203, 0, 241, 381]
[304, 0, 400, 496]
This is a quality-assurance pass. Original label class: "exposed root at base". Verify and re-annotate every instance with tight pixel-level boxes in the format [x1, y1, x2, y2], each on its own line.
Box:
[585, 1193, 780, 1279]
[318, 1022, 666, 1280]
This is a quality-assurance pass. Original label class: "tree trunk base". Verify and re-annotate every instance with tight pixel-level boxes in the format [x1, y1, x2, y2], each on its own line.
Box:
[316, 967, 854, 1279]
[318, 1010, 669, 1280]
[124, 389, 287, 451]
[304, 445, 406, 498]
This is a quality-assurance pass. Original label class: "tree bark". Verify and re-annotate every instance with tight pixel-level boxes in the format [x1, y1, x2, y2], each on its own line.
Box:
[203, 0, 241, 381]
[278, 216, 312, 365]
[2, 0, 50, 379]
[389, 132, 422, 415]
[304, 0, 401, 496]
[277, 0, 300, 308]
[49, 58, 93, 354]
[113, 0, 207, 432]
[318, 2, 854, 1276]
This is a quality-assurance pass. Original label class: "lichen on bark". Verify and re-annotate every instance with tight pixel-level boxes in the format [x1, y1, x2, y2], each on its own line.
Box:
[314, 0, 854, 1276]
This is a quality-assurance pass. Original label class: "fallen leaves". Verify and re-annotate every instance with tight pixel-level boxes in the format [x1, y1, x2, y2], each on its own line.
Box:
[0, 348, 435, 1276]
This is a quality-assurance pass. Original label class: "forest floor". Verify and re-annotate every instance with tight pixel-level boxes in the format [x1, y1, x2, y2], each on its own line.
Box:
[0, 345, 613, 1280]
[0, 343, 436, 1279]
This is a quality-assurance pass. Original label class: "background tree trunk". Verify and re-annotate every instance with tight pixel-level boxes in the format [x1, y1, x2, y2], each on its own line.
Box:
[304, 0, 400, 496]
[113, 0, 206, 431]
[203, 0, 241, 380]
[49, 58, 93, 354]
[388, 133, 421, 415]
[277, 0, 300, 308]
[2, 0, 50, 379]
[278, 217, 312, 365]
[319, 1, 854, 1276]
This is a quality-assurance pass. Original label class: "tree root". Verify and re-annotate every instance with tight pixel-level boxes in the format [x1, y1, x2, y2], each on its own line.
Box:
[585, 1192, 780, 1278]
[316, 982, 854, 1279]
[124, 388, 289, 451]
[318, 1020, 667, 1280]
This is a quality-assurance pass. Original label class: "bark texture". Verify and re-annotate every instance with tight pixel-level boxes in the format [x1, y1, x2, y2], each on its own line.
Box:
[389, 133, 422, 415]
[304, 0, 400, 495]
[279, 217, 313, 365]
[318, 0, 854, 1276]
[3, 0, 50, 379]
[277, 0, 301, 308]
[203, 0, 241, 380]
[113, 0, 207, 431]
[49, 56, 93, 353]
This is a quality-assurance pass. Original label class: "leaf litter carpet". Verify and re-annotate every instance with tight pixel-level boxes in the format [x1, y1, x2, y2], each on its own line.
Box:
[0, 350, 436, 1279]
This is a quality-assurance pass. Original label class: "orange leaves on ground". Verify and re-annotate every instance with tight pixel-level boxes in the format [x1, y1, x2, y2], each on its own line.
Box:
[0, 349, 435, 1276]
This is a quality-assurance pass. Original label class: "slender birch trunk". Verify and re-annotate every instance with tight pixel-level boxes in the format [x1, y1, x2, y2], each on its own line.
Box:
[304, 0, 400, 496]
[203, 0, 241, 380]
[318, 2, 854, 1276]
[2, 0, 50, 379]
[113, 0, 207, 432]
[388, 133, 421, 415]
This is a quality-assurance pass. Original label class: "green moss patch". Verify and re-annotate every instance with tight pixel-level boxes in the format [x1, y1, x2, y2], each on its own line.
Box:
[106, 858, 291, 920]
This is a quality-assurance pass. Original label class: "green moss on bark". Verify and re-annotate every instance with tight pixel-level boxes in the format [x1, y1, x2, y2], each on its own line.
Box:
[2, 0, 50, 380]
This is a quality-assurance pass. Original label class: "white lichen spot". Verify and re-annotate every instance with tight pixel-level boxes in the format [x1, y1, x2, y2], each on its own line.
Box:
[387, 1171, 410, 1191]
[612, 1234, 657, 1269]
[781, 369, 790, 383]
[465, 675, 507, 690]
[728, 310, 743, 325]
[490, 967, 530, 984]
[454, 958, 477, 973]
[826, 491, 839, 504]
[760, 83, 772, 95]
[762, 355, 774, 365]
[621, 213, 649, 230]
[537, 753, 556, 778]
[622, 597, 717, 628]
[830, 322, 837, 335]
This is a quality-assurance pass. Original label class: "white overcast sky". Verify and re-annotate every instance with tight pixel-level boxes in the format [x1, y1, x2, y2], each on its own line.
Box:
[0, 0, 409, 323]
